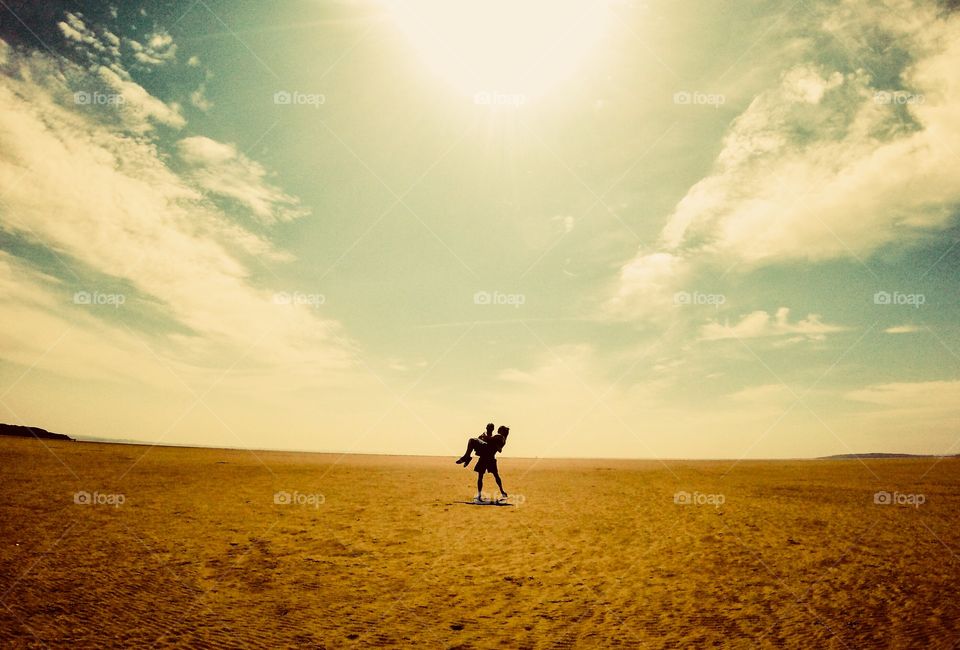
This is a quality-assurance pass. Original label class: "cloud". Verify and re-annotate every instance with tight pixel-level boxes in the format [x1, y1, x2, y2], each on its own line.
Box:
[729, 383, 794, 403]
[190, 84, 213, 112]
[884, 324, 922, 334]
[129, 30, 177, 66]
[700, 307, 849, 342]
[780, 65, 844, 104]
[53, 11, 185, 131]
[96, 66, 185, 129]
[613, 0, 960, 312]
[496, 344, 596, 386]
[667, 6, 960, 263]
[606, 252, 688, 319]
[846, 380, 960, 410]
[57, 14, 90, 45]
[57, 13, 119, 58]
[177, 136, 309, 224]
[0, 252, 182, 387]
[844, 381, 960, 445]
[0, 38, 351, 388]
[57, 12, 123, 75]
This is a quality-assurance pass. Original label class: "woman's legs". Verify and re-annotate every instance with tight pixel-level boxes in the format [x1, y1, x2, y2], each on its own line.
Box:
[456, 438, 487, 464]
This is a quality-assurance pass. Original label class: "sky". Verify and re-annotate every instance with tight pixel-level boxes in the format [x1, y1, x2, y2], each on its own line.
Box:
[0, 0, 958, 459]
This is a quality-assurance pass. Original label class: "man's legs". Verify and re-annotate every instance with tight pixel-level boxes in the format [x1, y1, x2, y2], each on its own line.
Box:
[491, 470, 507, 498]
[476, 471, 484, 500]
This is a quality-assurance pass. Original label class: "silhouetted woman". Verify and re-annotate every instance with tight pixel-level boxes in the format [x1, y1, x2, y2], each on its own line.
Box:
[456, 425, 509, 501]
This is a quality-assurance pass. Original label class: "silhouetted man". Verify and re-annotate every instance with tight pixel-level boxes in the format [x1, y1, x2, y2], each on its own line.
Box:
[456, 424, 509, 501]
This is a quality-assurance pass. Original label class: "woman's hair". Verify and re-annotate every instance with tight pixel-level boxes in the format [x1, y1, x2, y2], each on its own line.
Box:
[497, 425, 509, 435]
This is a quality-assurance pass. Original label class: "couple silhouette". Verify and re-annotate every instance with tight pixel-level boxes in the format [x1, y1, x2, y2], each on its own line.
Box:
[455, 423, 510, 502]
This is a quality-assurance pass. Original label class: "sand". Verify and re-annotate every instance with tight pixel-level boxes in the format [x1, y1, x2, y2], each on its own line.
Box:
[0, 437, 958, 648]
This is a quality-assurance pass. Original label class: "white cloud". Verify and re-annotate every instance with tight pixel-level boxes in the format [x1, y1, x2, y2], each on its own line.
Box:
[102, 30, 121, 49]
[53, 11, 185, 131]
[614, 0, 960, 310]
[97, 66, 185, 129]
[190, 84, 213, 112]
[781, 65, 844, 104]
[700, 307, 848, 342]
[884, 324, 921, 334]
[58, 19, 86, 44]
[0, 39, 350, 387]
[177, 136, 309, 224]
[132, 30, 177, 66]
[606, 252, 687, 319]
[57, 12, 121, 66]
[58, 13, 178, 83]
[0, 252, 180, 387]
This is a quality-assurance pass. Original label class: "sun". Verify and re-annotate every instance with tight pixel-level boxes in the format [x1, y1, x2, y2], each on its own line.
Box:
[383, 0, 615, 100]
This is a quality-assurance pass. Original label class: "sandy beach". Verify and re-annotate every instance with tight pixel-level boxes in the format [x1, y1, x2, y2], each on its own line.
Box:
[0, 438, 957, 648]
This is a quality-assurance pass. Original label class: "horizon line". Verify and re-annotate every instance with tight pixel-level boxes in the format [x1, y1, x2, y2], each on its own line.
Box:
[56, 435, 960, 462]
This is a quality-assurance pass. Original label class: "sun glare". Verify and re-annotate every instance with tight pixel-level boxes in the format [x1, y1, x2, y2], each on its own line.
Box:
[383, 0, 615, 99]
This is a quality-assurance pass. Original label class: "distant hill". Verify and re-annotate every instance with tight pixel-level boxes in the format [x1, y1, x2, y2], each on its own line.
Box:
[0, 423, 74, 442]
[819, 453, 957, 459]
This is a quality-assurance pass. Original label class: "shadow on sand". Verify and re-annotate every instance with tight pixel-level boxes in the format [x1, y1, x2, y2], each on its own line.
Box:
[455, 500, 513, 507]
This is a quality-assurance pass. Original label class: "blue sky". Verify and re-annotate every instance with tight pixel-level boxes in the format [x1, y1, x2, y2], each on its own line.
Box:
[0, 0, 957, 458]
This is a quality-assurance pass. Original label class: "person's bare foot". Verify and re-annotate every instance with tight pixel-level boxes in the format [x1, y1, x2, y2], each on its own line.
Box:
[455, 455, 471, 465]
